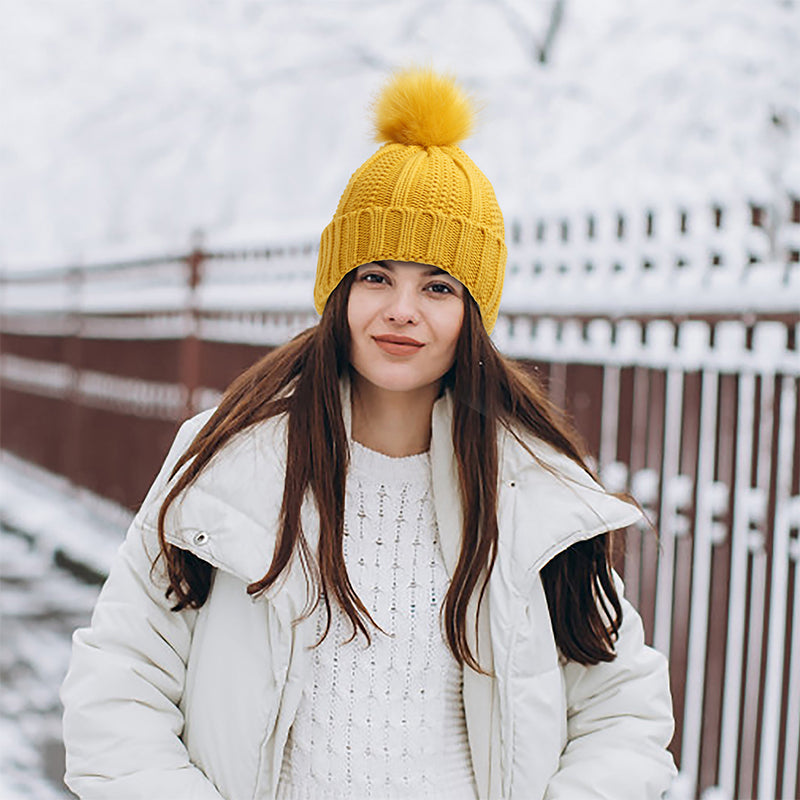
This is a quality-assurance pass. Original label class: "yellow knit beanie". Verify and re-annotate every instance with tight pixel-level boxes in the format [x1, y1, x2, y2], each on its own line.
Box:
[314, 67, 507, 333]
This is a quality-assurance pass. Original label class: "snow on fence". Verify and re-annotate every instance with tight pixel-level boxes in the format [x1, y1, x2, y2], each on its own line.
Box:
[1, 197, 799, 800]
[1, 195, 798, 328]
[503, 198, 800, 317]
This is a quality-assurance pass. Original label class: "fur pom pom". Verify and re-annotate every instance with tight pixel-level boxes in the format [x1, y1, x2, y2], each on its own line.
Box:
[373, 67, 475, 148]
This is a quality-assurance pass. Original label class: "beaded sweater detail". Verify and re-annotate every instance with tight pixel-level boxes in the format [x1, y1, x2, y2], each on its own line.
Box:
[276, 439, 477, 800]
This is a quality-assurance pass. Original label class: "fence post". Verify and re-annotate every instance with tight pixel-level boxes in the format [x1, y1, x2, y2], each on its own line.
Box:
[181, 233, 204, 420]
[65, 265, 84, 489]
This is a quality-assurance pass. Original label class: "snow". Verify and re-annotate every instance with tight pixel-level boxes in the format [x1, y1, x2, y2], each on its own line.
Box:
[2, 0, 798, 269]
[0, 454, 129, 799]
[0, 452, 130, 582]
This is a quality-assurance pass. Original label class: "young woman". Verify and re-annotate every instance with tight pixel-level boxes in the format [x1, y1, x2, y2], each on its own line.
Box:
[61, 68, 676, 800]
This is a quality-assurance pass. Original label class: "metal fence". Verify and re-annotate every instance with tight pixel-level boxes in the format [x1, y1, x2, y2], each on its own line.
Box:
[1, 196, 799, 799]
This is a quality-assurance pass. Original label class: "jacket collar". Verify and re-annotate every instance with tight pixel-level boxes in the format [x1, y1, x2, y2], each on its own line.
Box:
[150, 372, 640, 600]
[428, 378, 641, 583]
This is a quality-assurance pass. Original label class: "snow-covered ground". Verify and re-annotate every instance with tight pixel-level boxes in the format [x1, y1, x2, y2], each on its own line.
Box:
[2, 0, 798, 269]
[0, 454, 129, 799]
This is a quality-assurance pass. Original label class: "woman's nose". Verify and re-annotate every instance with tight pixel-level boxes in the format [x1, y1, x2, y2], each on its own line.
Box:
[385, 285, 420, 324]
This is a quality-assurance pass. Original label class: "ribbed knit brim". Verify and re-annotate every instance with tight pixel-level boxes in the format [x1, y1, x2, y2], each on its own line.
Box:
[315, 206, 506, 333]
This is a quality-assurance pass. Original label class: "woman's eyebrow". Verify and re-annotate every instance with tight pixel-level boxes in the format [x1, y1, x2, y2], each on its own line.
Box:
[373, 261, 449, 277]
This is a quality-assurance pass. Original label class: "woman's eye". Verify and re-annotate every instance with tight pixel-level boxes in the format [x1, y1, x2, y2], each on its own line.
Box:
[361, 272, 386, 284]
[428, 282, 454, 294]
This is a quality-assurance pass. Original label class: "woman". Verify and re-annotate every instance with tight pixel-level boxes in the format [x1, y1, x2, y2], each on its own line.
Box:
[61, 67, 676, 799]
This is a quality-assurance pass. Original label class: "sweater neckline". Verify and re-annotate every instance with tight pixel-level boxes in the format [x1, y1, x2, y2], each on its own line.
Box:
[348, 438, 431, 484]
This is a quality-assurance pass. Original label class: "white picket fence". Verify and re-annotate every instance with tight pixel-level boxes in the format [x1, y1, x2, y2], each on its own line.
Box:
[503, 198, 800, 316]
[494, 315, 800, 800]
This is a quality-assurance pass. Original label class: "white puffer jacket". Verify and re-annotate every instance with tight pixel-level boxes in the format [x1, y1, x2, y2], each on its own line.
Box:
[61, 377, 677, 799]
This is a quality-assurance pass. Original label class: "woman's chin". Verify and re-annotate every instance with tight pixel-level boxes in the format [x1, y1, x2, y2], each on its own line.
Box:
[351, 369, 442, 396]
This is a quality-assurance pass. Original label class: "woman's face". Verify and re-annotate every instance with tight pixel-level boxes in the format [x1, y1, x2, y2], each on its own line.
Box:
[347, 260, 465, 395]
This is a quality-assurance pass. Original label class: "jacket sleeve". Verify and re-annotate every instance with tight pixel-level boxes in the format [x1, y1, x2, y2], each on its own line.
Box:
[60, 411, 224, 800]
[544, 573, 677, 800]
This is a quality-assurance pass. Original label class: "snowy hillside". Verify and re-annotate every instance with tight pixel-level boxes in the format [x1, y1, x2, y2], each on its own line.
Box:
[2, 0, 799, 267]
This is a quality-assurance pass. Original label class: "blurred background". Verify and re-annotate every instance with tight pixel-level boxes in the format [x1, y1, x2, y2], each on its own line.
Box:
[1, 1, 799, 798]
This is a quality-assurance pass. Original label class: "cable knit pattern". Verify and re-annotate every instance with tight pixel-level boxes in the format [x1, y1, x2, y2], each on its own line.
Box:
[276, 439, 477, 800]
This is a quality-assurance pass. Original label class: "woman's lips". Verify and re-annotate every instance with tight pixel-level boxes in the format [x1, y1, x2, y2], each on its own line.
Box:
[373, 337, 424, 355]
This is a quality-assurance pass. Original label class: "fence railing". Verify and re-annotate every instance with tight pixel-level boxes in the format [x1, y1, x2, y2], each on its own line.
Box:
[1, 197, 799, 800]
[495, 316, 800, 800]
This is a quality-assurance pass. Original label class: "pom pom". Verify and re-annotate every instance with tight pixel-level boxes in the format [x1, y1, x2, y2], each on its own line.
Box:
[373, 67, 475, 148]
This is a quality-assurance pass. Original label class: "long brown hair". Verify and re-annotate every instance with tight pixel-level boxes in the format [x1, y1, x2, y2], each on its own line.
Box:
[156, 271, 622, 670]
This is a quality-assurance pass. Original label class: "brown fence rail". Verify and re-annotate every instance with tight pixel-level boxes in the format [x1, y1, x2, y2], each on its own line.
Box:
[2, 198, 799, 799]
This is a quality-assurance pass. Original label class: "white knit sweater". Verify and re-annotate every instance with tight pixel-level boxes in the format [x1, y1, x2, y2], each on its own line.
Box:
[276, 439, 477, 800]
